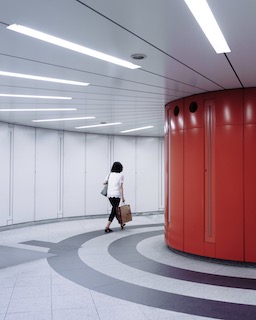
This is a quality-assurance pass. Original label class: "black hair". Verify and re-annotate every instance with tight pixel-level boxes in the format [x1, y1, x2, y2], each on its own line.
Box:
[111, 161, 123, 173]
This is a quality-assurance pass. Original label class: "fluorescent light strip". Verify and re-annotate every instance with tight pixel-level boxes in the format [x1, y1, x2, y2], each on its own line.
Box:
[0, 108, 76, 112]
[0, 94, 72, 99]
[75, 122, 122, 129]
[0, 71, 89, 87]
[120, 126, 154, 133]
[184, 0, 230, 54]
[32, 116, 95, 123]
[7, 24, 141, 70]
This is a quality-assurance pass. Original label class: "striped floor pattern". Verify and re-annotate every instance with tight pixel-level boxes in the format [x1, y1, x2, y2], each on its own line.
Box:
[0, 215, 256, 319]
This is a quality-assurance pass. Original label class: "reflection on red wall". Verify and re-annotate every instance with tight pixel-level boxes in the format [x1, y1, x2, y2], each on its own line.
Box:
[165, 88, 256, 262]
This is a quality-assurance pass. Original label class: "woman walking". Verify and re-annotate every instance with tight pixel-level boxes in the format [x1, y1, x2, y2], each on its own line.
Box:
[103, 161, 125, 233]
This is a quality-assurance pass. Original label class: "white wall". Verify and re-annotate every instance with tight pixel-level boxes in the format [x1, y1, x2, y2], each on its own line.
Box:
[0, 122, 164, 227]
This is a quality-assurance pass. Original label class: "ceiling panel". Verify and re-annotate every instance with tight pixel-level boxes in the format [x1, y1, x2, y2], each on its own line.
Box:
[0, 0, 254, 136]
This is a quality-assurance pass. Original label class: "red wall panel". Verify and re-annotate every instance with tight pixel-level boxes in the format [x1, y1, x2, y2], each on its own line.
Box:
[166, 101, 184, 250]
[183, 128, 204, 255]
[244, 89, 256, 261]
[244, 88, 256, 124]
[183, 98, 204, 255]
[215, 125, 244, 261]
[215, 90, 243, 126]
[214, 91, 244, 261]
[244, 125, 256, 261]
[169, 130, 184, 250]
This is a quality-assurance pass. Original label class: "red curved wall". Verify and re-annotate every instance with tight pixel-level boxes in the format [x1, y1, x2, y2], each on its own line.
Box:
[165, 88, 256, 262]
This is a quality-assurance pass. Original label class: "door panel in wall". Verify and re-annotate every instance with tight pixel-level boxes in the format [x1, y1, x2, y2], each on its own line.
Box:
[136, 137, 159, 212]
[35, 128, 59, 220]
[13, 126, 35, 224]
[0, 123, 11, 226]
[112, 136, 136, 212]
[63, 132, 85, 217]
[85, 134, 109, 215]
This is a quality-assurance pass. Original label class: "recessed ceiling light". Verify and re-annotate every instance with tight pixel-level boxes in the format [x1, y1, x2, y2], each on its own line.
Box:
[0, 71, 89, 86]
[0, 108, 77, 112]
[7, 24, 141, 70]
[184, 0, 230, 54]
[75, 122, 122, 129]
[0, 94, 72, 99]
[120, 126, 154, 133]
[32, 116, 95, 123]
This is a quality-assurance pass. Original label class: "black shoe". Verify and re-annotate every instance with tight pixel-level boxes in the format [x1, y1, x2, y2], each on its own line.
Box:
[121, 224, 126, 229]
[105, 228, 113, 233]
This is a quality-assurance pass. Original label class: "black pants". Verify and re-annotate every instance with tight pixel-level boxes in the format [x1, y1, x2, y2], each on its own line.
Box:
[108, 197, 120, 222]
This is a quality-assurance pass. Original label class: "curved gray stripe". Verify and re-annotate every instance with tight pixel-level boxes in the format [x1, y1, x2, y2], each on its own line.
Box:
[46, 225, 256, 320]
[108, 230, 256, 290]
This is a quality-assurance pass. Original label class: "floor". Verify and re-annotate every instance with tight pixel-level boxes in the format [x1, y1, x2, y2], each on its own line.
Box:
[0, 214, 256, 320]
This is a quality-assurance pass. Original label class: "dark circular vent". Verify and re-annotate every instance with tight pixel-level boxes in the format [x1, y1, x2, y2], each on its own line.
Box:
[189, 101, 198, 113]
[174, 106, 179, 117]
[131, 54, 146, 60]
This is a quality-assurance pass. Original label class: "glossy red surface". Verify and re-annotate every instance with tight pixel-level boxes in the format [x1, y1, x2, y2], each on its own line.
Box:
[165, 88, 256, 262]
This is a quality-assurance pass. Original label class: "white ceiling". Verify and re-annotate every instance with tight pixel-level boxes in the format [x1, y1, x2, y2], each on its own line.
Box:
[0, 0, 254, 137]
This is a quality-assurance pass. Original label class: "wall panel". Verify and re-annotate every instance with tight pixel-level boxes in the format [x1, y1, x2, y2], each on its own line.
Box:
[183, 128, 204, 255]
[136, 137, 159, 212]
[244, 88, 256, 261]
[63, 131, 86, 217]
[13, 126, 35, 224]
[169, 130, 184, 250]
[183, 98, 204, 255]
[0, 123, 11, 226]
[215, 92, 244, 261]
[168, 101, 184, 251]
[112, 136, 136, 212]
[244, 124, 256, 261]
[85, 134, 109, 216]
[158, 139, 165, 211]
[35, 128, 59, 221]
[215, 125, 244, 260]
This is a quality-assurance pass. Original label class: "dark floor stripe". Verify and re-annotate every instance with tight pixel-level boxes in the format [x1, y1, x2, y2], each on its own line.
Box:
[43, 224, 256, 319]
[108, 230, 256, 290]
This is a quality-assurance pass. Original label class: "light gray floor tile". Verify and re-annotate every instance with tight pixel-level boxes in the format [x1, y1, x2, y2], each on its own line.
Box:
[0, 287, 13, 300]
[139, 305, 216, 320]
[91, 291, 136, 308]
[18, 260, 52, 277]
[0, 299, 10, 313]
[11, 285, 51, 299]
[0, 278, 16, 288]
[96, 304, 147, 320]
[5, 311, 52, 320]
[7, 297, 51, 313]
[15, 275, 51, 287]
[52, 293, 95, 310]
[52, 307, 100, 320]
[51, 282, 90, 296]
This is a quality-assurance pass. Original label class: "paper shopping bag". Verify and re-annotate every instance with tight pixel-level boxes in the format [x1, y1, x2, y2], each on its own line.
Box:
[119, 204, 132, 223]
